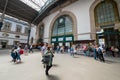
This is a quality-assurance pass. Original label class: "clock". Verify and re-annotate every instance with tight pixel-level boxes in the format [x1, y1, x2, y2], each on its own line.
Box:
[59, 18, 64, 23]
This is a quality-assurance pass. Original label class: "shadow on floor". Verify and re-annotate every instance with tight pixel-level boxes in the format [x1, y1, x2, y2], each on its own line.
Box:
[52, 64, 59, 67]
[47, 75, 60, 80]
[73, 56, 80, 58]
[13, 61, 24, 65]
[105, 60, 118, 64]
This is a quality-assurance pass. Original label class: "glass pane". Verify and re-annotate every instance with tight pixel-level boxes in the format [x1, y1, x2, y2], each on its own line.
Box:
[65, 17, 73, 34]
[96, 2, 116, 25]
[52, 21, 58, 36]
[58, 27, 64, 35]
[20, 0, 48, 11]
[52, 16, 73, 37]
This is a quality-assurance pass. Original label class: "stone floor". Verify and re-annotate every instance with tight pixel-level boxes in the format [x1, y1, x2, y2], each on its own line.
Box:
[0, 51, 120, 80]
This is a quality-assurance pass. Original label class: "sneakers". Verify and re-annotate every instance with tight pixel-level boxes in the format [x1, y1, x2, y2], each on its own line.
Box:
[46, 72, 49, 76]
[44, 64, 46, 68]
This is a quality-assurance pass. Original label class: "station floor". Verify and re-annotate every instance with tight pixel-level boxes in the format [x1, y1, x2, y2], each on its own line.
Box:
[0, 51, 120, 80]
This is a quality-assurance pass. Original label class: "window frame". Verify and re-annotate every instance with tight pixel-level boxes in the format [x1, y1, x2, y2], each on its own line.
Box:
[94, 0, 119, 27]
[25, 27, 29, 34]
[16, 25, 22, 33]
[52, 15, 73, 37]
[2, 21, 12, 31]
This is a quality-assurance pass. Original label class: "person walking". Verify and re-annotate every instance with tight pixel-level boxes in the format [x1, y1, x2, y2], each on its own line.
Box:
[29, 45, 33, 53]
[10, 48, 16, 62]
[16, 46, 22, 63]
[42, 47, 54, 76]
[96, 45, 105, 62]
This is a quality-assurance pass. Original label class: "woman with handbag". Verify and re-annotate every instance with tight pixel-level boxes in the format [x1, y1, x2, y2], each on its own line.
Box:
[42, 46, 54, 76]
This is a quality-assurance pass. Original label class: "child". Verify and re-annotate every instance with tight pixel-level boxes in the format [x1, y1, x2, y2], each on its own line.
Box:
[10, 48, 16, 63]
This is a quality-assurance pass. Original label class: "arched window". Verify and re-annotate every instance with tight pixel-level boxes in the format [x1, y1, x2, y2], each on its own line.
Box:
[38, 25, 44, 43]
[31, 37, 34, 44]
[52, 15, 73, 37]
[94, 0, 119, 26]
[39, 25, 44, 39]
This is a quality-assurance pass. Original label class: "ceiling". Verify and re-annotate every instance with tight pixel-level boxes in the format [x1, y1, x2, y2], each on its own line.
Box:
[0, 0, 69, 25]
[20, 0, 48, 11]
[0, 0, 38, 24]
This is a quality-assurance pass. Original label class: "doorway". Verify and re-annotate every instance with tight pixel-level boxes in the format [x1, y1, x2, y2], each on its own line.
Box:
[104, 28, 119, 47]
[1, 41, 8, 48]
[97, 28, 120, 47]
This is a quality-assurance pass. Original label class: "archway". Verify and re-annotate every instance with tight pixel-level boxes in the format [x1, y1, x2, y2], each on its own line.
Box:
[49, 11, 77, 48]
[90, 0, 120, 47]
[49, 11, 77, 44]
[37, 23, 44, 44]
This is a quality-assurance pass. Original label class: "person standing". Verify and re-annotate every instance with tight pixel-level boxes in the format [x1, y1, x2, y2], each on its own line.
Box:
[24, 44, 28, 56]
[83, 44, 87, 56]
[94, 44, 98, 60]
[56, 45, 60, 53]
[29, 45, 33, 53]
[60, 46, 64, 54]
[114, 47, 119, 57]
[41, 43, 47, 56]
[70, 46, 74, 57]
[111, 46, 115, 57]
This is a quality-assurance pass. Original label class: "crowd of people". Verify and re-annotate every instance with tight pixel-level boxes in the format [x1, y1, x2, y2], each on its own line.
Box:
[38, 42, 120, 58]
[10, 42, 54, 76]
[9, 42, 120, 76]
[81, 43, 120, 58]
[10, 43, 33, 63]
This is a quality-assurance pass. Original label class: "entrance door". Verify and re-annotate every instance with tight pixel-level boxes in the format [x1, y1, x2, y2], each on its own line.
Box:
[1, 41, 7, 48]
[104, 28, 119, 47]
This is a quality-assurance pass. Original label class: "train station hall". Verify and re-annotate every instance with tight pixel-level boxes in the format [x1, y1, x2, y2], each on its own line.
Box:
[0, 0, 120, 80]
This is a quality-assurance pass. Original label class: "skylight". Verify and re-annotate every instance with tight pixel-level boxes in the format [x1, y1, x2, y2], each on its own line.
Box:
[20, 0, 48, 11]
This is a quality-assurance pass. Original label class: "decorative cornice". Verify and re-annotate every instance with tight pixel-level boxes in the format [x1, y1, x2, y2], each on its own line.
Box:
[0, 14, 29, 26]
[0, 31, 28, 36]
[0, 36, 27, 40]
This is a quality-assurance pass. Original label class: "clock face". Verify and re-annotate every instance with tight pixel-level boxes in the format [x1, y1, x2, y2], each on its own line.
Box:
[59, 18, 64, 23]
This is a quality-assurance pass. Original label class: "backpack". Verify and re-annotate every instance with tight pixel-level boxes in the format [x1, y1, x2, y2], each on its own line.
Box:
[42, 51, 52, 64]
[20, 49, 24, 55]
[89, 47, 93, 52]
[70, 48, 74, 51]
[98, 48, 103, 54]
[14, 46, 17, 49]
